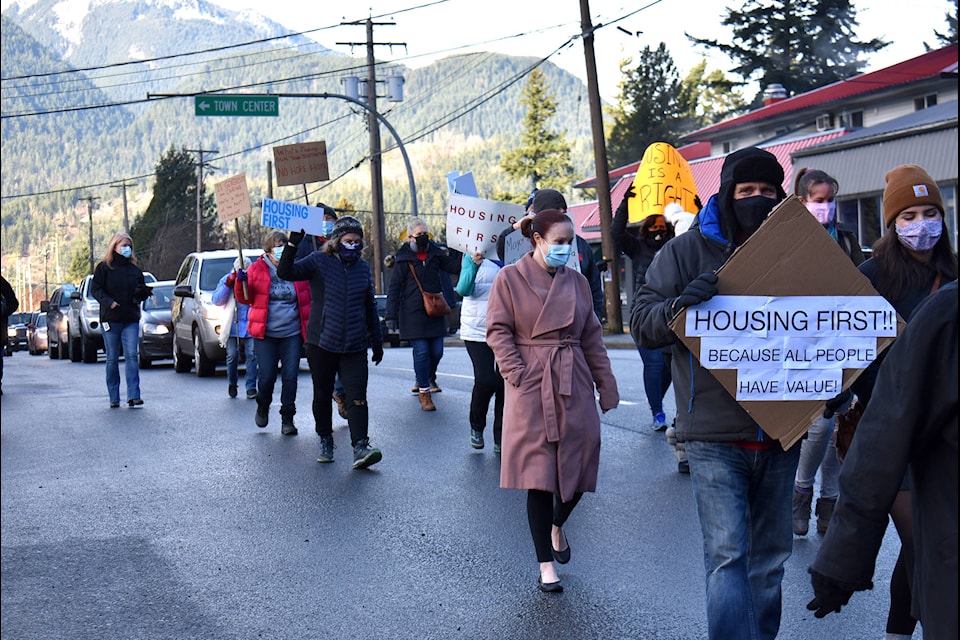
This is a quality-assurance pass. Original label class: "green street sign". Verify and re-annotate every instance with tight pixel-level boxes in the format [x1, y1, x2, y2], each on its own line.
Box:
[195, 95, 279, 117]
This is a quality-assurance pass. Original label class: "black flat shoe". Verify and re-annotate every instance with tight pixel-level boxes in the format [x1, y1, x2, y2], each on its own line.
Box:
[128, 399, 144, 407]
[538, 577, 563, 593]
[552, 533, 571, 564]
[110, 402, 120, 408]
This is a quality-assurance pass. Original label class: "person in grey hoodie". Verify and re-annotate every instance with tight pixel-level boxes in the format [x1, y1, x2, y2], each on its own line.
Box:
[631, 147, 795, 640]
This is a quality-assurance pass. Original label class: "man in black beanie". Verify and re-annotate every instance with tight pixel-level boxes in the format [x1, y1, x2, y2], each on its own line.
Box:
[630, 147, 793, 640]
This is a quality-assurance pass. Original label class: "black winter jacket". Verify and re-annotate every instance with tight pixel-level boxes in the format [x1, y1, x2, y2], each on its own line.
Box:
[277, 245, 380, 353]
[91, 256, 148, 324]
[387, 241, 461, 341]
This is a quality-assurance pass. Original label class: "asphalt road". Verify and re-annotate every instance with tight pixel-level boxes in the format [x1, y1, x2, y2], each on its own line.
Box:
[1, 343, 917, 639]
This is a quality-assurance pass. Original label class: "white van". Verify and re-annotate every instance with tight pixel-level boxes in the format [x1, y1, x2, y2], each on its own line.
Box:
[171, 249, 262, 376]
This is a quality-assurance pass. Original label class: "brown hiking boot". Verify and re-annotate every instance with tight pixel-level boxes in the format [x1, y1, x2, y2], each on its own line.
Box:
[418, 390, 436, 411]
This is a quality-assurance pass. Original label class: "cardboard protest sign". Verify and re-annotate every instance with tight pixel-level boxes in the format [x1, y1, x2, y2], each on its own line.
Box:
[213, 173, 251, 223]
[629, 142, 698, 222]
[260, 198, 328, 236]
[273, 141, 329, 187]
[446, 194, 524, 259]
[669, 196, 905, 449]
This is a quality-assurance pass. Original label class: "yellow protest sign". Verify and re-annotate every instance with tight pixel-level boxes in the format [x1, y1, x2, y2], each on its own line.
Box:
[628, 142, 699, 222]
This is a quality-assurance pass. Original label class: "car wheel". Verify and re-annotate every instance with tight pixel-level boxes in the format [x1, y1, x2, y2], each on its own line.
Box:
[48, 340, 58, 359]
[194, 332, 215, 377]
[81, 334, 98, 363]
[173, 339, 192, 373]
[58, 334, 70, 360]
[68, 332, 82, 363]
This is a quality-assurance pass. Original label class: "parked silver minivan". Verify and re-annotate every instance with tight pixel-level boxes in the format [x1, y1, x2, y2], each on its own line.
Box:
[171, 249, 262, 376]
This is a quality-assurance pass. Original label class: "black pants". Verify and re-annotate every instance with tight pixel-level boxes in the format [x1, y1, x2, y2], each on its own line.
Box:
[305, 344, 369, 446]
[464, 340, 504, 445]
[527, 490, 583, 563]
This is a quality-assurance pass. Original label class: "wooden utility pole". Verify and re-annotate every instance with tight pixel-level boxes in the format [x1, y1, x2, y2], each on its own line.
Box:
[186, 147, 218, 252]
[81, 195, 100, 275]
[338, 19, 405, 294]
[579, 0, 622, 333]
[112, 181, 134, 234]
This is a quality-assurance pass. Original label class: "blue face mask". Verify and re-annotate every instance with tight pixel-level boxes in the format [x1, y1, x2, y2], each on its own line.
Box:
[339, 240, 362, 262]
[272, 246, 284, 262]
[118, 246, 132, 259]
[322, 220, 336, 237]
[540, 243, 572, 268]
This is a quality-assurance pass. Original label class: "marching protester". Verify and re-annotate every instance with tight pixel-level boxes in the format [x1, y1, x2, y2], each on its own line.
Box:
[612, 184, 676, 433]
[212, 257, 258, 400]
[844, 164, 957, 639]
[791, 168, 866, 536]
[277, 216, 384, 469]
[486, 208, 619, 593]
[385, 217, 461, 412]
[631, 147, 796, 639]
[90, 232, 151, 408]
[807, 280, 957, 639]
[455, 250, 504, 453]
[1, 273, 19, 395]
[235, 230, 310, 435]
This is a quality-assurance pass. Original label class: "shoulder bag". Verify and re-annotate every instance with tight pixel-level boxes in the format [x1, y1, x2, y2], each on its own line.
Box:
[408, 263, 451, 317]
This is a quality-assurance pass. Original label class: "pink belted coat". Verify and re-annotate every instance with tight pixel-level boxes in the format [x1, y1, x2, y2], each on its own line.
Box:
[486, 253, 619, 502]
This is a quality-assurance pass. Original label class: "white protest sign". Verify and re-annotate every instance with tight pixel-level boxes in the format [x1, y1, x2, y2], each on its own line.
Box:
[213, 173, 251, 223]
[446, 194, 523, 259]
[687, 295, 897, 400]
[260, 198, 326, 236]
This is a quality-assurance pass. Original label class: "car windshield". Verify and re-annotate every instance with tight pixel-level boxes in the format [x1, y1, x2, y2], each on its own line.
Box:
[9, 313, 30, 325]
[199, 258, 236, 292]
[144, 285, 174, 310]
[36, 314, 46, 328]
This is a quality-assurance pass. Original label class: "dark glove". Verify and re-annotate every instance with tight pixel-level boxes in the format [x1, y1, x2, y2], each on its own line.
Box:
[672, 272, 718, 312]
[823, 389, 854, 419]
[288, 229, 305, 247]
[236, 268, 248, 283]
[807, 571, 854, 618]
[371, 345, 384, 366]
[623, 184, 635, 200]
[133, 285, 150, 301]
[385, 318, 397, 331]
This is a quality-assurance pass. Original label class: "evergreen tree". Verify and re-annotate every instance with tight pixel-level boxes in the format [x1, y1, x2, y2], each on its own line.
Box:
[688, 0, 888, 101]
[130, 146, 222, 279]
[606, 44, 688, 169]
[681, 60, 749, 126]
[499, 69, 576, 196]
[931, 0, 959, 47]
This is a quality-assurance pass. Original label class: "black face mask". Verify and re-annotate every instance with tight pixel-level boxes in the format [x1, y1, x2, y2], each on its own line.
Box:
[644, 234, 668, 251]
[733, 196, 778, 236]
[414, 235, 429, 252]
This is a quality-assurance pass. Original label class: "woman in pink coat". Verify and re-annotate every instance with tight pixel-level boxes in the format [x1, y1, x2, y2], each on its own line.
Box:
[486, 209, 619, 593]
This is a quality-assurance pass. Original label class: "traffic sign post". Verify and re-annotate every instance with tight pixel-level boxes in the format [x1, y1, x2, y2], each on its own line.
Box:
[195, 95, 279, 117]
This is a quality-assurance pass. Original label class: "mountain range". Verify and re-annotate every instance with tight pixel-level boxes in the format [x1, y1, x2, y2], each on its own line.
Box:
[1, 0, 602, 273]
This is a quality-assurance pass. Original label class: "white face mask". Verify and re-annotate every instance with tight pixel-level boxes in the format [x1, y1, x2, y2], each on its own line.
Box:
[805, 201, 836, 225]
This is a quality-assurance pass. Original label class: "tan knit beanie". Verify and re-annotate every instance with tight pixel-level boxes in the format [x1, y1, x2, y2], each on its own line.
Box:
[882, 164, 943, 227]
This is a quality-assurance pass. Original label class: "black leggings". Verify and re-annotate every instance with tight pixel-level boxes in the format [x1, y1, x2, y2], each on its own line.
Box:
[887, 490, 917, 635]
[526, 489, 583, 563]
[464, 341, 504, 444]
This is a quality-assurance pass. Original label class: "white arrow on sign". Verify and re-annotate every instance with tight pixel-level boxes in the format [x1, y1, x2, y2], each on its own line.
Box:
[198, 100, 211, 112]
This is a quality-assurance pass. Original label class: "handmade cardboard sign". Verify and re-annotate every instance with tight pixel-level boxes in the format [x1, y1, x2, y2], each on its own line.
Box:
[446, 193, 524, 259]
[213, 173, 251, 223]
[273, 141, 329, 187]
[260, 198, 327, 236]
[669, 195, 905, 449]
[629, 142, 699, 222]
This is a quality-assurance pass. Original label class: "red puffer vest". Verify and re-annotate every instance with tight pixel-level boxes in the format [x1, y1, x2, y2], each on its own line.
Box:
[235, 255, 310, 339]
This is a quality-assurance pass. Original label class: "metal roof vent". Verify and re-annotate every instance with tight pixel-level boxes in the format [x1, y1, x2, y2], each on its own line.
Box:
[763, 83, 788, 106]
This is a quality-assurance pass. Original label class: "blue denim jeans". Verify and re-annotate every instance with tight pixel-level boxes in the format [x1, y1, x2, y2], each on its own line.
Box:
[226, 335, 258, 393]
[637, 346, 672, 415]
[254, 334, 302, 418]
[410, 336, 444, 389]
[794, 415, 840, 498]
[685, 440, 801, 640]
[103, 321, 141, 404]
